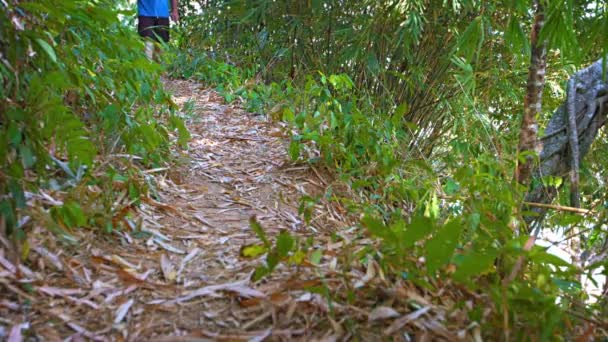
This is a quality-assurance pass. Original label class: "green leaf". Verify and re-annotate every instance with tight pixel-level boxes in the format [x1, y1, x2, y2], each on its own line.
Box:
[453, 247, 498, 283]
[0, 200, 16, 233]
[402, 214, 434, 249]
[392, 103, 408, 127]
[552, 278, 581, 294]
[169, 115, 191, 148]
[424, 219, 463, 274]
[241, 244, 267, 258]
[282, 107, 295, 122]
[57, 201, 87, 228]
[530, 249, 572, 268]
[457, 16, 484, 63]
[266, 252, 279, 271]
[310, 249, 323, 265]
[504, 17, 530, 55]
[66, 136, 96, 166]
[366, 52, 380, 74]
[19, 144, 35, 169]
[361, 215, 393, 240]
[468, 213, 480, 231]
[254, 266, 271, 280]
[8, 123, 21, 145]
[289, 250, 306, 264]
[276, 231, 295, 258]
[9, 180, 26, 209]
[35, 38, 57, 64]
[128, 182, 140, 201]
[288, 140, 300, 160]
[424, 193, 439, 219]
[249, 216, 270, 247]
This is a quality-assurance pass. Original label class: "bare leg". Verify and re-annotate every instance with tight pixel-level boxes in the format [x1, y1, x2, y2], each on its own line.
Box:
[145, 41, 154, 60]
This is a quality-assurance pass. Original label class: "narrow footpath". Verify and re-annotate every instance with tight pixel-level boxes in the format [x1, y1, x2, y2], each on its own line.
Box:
[1, 79, 466, 341]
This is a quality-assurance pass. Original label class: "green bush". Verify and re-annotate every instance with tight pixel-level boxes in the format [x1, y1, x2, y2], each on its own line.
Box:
[1, 0, 189, 239]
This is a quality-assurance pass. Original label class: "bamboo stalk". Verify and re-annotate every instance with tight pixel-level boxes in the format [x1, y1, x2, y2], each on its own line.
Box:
[524, 201, 593, 215]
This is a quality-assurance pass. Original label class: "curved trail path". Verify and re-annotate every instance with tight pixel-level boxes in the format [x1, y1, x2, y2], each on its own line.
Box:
[1, 79, 461, 341]
[130, 79, 351, 339]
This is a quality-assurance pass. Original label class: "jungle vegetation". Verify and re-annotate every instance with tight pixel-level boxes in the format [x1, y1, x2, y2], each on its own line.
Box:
[1, 0, 607, 339]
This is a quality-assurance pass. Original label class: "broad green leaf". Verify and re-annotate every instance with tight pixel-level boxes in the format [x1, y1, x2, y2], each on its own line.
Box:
[35, 38, 57, 64]
[425, 220, 463, 274]
[361, 215, 393, 240]
[366, 52, 380, 74]
[283, 107, 295, 122]
[401, 214, 434, 249]
[530, 249, 572, 268]
[169, 115, 191, 148]
[457, 16, 484, 63]
[444, 178, 460, 196]
[453, 247, 498, 283]
[276, 231, 295, 258]
[0, 200, 16, 232]
[552, 278, 582, 294]
[60, 201, 87, 228]
[504, 17, 530, 55]
[468, 213, 480, 231]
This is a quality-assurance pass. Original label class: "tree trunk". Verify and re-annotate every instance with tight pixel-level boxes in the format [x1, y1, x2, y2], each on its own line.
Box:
[525, 58, 608, 225]
[515, 0, 547, 186]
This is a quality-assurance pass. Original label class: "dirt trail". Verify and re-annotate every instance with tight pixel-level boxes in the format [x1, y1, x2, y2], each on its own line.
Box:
[1, 78, 357, 341]
[0, 78, 478, 341]
[129, 78, 351, 339]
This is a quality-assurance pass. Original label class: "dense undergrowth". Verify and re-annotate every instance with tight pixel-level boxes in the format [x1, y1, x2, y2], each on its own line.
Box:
[167, 0, 608, 338]
[1, 1, 188, 243]
[1, 0, 607, 339]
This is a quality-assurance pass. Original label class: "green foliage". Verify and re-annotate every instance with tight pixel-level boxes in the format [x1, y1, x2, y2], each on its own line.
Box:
[1, 0, 189, 239]
[170, 0, 608, 338]
[424, 219, 464, 274]
[247, 217, 317, 281]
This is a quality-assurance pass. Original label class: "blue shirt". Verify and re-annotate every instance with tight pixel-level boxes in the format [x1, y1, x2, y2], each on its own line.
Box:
[138, 0, 170, 18]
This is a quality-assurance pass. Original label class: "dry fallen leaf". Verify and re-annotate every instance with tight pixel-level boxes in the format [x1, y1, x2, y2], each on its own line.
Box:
[384, 306, 431, 335]
[114, 299, 135, 324]
[174, 279, 265, 303]
[248, 329, 272, 342]
[8, 322, 29, 342]
[368, 306, 400, 322]
[33, 246, 63, 271]
[160, 254, 177, 282]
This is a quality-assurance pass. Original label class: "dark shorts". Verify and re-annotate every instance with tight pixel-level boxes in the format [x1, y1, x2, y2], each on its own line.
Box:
[138, 16, 170, 43]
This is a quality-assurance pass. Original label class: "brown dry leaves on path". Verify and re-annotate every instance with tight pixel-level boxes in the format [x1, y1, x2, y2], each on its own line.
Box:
[0, 79, 478, 341]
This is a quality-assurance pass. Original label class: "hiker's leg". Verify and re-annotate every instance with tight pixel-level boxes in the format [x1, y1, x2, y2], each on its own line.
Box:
[145, 41, 155, 60]
[152, 18, 170, 62]
[157, 18, 170, 44]
[138, 16, 157, 60]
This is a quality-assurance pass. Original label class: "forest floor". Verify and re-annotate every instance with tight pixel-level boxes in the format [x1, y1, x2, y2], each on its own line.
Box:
[0, 79, 477, 341]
